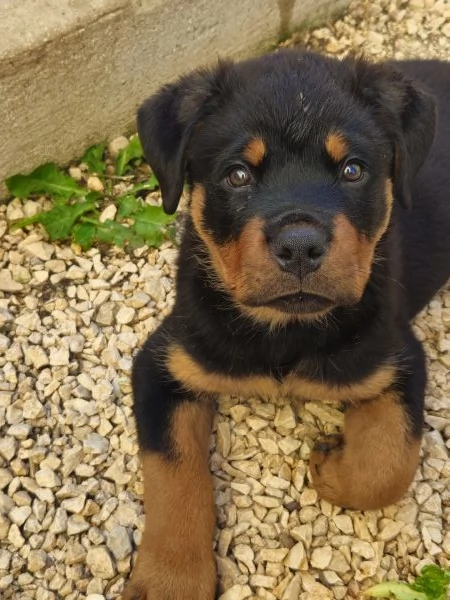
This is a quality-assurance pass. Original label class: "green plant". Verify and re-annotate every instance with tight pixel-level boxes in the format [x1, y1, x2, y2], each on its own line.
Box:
[81, 143, 106, 175]
[115, 135, 144, 176]
[6, 138, 175, 251]
[364, 565, 450, 600]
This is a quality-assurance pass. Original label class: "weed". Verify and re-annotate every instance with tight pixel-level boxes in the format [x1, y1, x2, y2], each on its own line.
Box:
[6, 137, 175, 251]
[364, 564, 450, 600]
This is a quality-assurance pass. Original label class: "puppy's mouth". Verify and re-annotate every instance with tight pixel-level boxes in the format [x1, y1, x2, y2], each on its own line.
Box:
[250, 291, 335, 314]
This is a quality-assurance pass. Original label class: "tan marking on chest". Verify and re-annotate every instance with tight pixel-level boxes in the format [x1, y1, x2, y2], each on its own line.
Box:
[167, 344, 395, 404]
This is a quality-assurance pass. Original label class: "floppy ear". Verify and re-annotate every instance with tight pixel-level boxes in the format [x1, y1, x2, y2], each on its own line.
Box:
[137, 63, 232, 214]
[349, 58, 437, 209]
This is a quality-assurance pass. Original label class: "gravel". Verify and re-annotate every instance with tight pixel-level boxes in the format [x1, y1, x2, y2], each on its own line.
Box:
[0, 1, 449, 598]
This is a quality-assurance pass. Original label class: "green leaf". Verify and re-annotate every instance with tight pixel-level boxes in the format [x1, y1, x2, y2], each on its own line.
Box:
[133, 219, 164, 247]
[12, 199, 97, 241]
[135, 205, 175, 226]
[115, 136, 144, 176]
[411, 565, 450, 600]
[6, 163, 85, 199]
[364, 582, 428, 600]
[81, 143, 106, 175]
[95, 220, 142, 248]
[117, 195, 140, 219]
[131, 204, 175, 247]
[72, 222, 97, 250]
[125, 174, 159, 195]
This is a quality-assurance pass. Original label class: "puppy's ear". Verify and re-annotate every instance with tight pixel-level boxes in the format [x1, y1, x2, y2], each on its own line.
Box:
[137, 63, 232, 214]
[349, 58, 437, 209]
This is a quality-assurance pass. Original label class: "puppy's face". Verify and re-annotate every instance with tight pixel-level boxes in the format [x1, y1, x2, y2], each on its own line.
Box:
[138, 51, 436, 325]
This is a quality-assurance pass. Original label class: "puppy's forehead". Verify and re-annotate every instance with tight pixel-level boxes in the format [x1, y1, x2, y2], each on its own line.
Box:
[208, 53, 362, 149]
[235, 53, 353, 119]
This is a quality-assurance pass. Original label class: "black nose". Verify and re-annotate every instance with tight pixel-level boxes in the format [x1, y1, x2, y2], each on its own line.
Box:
[269, 225, 328, 275]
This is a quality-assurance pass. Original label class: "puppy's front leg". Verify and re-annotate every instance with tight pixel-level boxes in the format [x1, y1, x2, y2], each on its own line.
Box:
[123, 334, 216, 600]
[310, 332, 425, 510]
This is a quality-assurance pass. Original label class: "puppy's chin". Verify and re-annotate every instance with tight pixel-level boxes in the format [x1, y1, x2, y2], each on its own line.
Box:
[248, 291, 336, 315]
[239, 284, 364, 317]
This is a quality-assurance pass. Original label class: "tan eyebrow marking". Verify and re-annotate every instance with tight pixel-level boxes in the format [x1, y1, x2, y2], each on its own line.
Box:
[325, 132, 349, 162]
[243, 137, 266, 166]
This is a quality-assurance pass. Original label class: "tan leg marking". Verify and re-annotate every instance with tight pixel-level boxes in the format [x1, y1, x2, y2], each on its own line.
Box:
[310, 391, 421, 510]
[243, 137, 266, 166]
[167, 343, 395, 404]
[123, 402, 216, 600]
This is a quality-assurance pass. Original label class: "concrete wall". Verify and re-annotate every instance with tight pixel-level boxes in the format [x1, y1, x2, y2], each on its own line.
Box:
[0, 0, 349, 193]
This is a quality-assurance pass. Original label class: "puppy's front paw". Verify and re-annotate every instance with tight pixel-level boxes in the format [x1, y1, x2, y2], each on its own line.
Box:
[309, 393, 422, 510]
[309, 433, 351, 507]
[122, 550, 217, 600]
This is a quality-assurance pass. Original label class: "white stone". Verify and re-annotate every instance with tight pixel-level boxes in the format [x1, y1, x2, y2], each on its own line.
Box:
[0, 439, 17, 462]
[27, 550, 47, 572]
[104, 457, 131, 485]
[259, 437, 279, 454]
[116, 306, 135, 324]
[87, 176, 104, 192]
[83, 433, 109, 454]
[219, 584, 253, 600]
[61, 495, 86, 514]
[300, 489, 318, 506]
[10, 264, 31, 283]
[310, 546, 332, 569]
[23, 241, 54, 261]
[86, 546, 116, 578]
[66, 334, 85, 353]
[15, 312, 40, 330]
[24, 346, 49, 369]
[49, 347, 70, 366]
[284, 542, 308, 570]
[217, 421, 231, 457]
[95, 302, 118, 326]
[351, 539, 375, 559]
[23, 396, 45, 419]
[7, 423, 31, 439]
[246, 416, 267, 431]
[0, 270, 23, 292]
[67, 515, 90, 535]
[278, 437, 301, 455]
[0, 468, 13, 490]
[233, 544, 255, 573]
[274, 405, 296, 430]
[99, 204, 117, 223]
[8, 523, 25, 548]
[108, 136, 130, 158]
[92, 380, 115, 402]
[333, 514, 354, 534]
[377, 521, 403, 542]
[49, 508, 68, 534]
[106, 525, 132, 560]
[9, 506, 32, 526]
[281, 574, 302, 600]
[249, 574, 276, 588]
[69, 166, 82, 180]
[35, 468, 61, 489]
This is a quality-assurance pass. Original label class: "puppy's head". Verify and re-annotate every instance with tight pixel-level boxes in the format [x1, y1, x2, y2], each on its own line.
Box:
[138, 51, 436, 326]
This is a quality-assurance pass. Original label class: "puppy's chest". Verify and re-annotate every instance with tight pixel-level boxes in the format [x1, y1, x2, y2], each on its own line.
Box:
[167, 344, 395, 405]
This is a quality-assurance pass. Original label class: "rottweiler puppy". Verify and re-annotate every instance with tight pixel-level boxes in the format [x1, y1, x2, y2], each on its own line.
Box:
[123, 50, 450, 599]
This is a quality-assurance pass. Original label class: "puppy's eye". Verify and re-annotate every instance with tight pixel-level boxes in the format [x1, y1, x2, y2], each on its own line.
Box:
[342, 161, 364, 182]
[227, 167, 252, 188]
